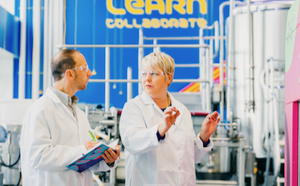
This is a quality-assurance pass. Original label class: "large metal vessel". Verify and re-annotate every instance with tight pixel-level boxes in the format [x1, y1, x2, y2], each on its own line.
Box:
[230, 1, 290, 158]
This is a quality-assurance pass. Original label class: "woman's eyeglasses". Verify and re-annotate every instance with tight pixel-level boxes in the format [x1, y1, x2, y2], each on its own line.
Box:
[141, 70, 165, 78]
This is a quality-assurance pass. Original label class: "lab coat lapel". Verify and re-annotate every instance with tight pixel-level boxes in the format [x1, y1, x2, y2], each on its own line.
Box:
[45, 88, 79, 126]
[168, 92, 183, 126]
[140, 91, 184, 125]
[141, 91, 164, 117]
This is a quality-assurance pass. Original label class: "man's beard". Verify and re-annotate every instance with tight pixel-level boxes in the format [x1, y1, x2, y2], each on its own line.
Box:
[74, 77, 86, 90]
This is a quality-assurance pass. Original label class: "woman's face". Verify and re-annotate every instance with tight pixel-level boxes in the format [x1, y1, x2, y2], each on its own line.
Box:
[142, 67, 172, 99]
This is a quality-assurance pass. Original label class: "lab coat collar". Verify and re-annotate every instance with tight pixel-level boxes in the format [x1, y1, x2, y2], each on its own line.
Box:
[141, 91, 156, 105]
[46, 88, 64, 104]
[168, 92, 183, 126]
[141, 91, 183, 126]
[141, 91, 182, 108]
[45, 88, 79, 125]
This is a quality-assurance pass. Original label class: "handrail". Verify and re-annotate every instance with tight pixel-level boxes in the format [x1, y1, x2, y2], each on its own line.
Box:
[199, 21, 219, 59]
[57, 45, 212, 112]
[57, 44, 209, 49]
[89, 79, 210, 83]
[143, 36, 226, 40]
[262, 57, 285, 186]
[220, 0, 244, 123]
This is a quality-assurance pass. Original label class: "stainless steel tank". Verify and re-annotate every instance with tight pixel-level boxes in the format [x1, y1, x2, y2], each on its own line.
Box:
[1, 124, 21, 185]
[230, 1, 290, 158]
[196, 125, 234, 181]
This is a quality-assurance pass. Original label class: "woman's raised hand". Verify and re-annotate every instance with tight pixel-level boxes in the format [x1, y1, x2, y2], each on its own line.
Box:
[158, 106, 180, 137]
[199, 111, 220, 142]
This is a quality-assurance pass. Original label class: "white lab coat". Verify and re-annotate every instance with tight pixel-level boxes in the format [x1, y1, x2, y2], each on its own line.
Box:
[20, 88, 119, 186]
[120, 91, 213, 186]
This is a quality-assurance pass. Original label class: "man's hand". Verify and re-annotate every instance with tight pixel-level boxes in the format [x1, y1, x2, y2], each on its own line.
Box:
[84, 141, 98, 150]
[102, 145, 121, 164]
[199, 111, 220, 143]
[158, 106, 180, 137]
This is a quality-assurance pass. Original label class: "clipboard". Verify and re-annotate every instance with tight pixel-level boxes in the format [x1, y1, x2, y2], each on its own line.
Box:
[66, 139, 119, 173]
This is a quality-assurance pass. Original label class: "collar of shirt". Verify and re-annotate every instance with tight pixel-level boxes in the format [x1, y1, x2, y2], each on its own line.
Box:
[49, 87, 79, 107]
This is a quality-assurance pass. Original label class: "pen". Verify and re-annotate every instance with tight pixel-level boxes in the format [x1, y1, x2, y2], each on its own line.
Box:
[89, 131, 96, 142]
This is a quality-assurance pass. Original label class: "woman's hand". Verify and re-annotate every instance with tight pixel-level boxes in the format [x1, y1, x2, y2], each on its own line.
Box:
[158, 106, 180, 137]
[199, 111, 220, 142]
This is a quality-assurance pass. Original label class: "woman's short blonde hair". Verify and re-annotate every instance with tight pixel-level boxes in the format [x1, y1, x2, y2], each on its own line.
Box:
[142, 52, 175, 86]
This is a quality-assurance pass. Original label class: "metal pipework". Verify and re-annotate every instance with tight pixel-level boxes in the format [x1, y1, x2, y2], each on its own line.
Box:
[138, 29, 144, 95]
[68, 45, 210, 113]
[247, 0, 255, 114]
[266, 58, 285, 185]
[144, 36, 226, 41]
[199, 21, 219, 59]
[219, 1, 229, 122]
[199, 21, 219, 88]
[19, 0, 27, 99]
[264, 57, 270, 186]
[262, 58, 285, 186]
[226, 0, 234, 122]
[57, 44, 210, 49]
[220, 0, 244, 122]
[47, 0, 54, 90]
[206, 48, 211, 111]
[105, 47, 110, 112]
[32, 0, 41, 101]
[89, 79, 210, 83]
[43, 0, 49, 94]
[127, 67, 132, 101]
[210, 138, 246, 186]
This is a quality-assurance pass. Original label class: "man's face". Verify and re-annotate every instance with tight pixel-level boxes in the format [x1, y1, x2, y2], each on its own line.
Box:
[73, 52, 92, 91]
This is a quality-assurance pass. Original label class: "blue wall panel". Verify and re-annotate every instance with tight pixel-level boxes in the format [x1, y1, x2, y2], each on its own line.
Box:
[64, 0, 229, 109]
[5, 14, 20, 56]
[0, 3, 21, 99]
[0, 6, 20, 56]
[39, 0, 44, 97]
[13, 58, 19, 98]
[0, 6, 6, 49]
[25, 0, 33, 99]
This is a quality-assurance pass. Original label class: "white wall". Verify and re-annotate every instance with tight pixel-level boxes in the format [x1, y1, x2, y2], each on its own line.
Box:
[0, 100, 32, 128]
[0, 0, 15, 15]
[0, 48, 14, 100]
[0, 49, 33, 128]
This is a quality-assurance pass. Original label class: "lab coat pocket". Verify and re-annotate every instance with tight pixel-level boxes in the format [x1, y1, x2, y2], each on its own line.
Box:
[144, 184, 170, 186]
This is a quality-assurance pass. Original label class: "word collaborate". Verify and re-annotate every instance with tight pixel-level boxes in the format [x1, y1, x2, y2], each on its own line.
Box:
[106, 0, 208, 29]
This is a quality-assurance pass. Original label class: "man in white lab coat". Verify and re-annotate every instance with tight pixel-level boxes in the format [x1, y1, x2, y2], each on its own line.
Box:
[20, 49, 120, 186]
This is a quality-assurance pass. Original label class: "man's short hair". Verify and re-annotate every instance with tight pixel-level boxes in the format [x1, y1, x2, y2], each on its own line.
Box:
[51, 49, 78, 81]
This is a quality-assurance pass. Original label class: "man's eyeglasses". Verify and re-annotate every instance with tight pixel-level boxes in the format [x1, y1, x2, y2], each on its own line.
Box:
[141, 70, 165, 78]
[61, 65, 89, 77]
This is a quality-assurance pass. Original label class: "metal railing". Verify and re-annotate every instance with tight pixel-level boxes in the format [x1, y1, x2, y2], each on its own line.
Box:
[139, 22, 219, 115]
[57, 44, 211, 112]
[260, 58, 285, 186]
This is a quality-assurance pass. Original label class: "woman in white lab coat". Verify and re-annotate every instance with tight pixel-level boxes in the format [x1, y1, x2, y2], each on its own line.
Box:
[120, 52, 220, 186]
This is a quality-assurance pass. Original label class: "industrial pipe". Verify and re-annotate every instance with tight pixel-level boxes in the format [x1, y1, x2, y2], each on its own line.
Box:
[32, 0, 41, 101]
[220, 0, 244, 121]
[43, 0, 49, 93]
[105, 47, 110, 112]
[127, 67, 132, 101]
[138, 29, 144, 95]
[19, 0, 27, 99]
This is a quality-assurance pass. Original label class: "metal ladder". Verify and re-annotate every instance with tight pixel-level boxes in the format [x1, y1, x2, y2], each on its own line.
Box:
[262, 58, 285, 186]
[276, 140, 285, 186]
